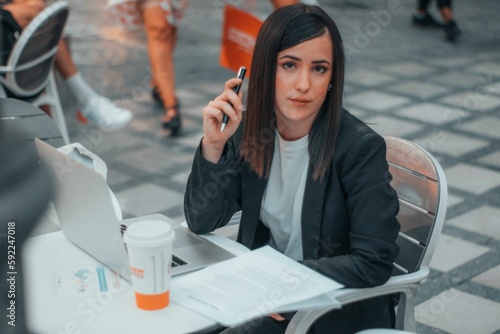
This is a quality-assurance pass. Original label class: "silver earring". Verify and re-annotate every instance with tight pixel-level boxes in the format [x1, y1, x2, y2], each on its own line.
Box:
[328, 84, 332, 91]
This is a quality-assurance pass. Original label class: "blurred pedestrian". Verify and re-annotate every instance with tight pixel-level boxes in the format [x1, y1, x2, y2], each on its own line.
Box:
[412, 0, 461, 41]
[0, 0, 134, 131]
[107, 0, 189, 136]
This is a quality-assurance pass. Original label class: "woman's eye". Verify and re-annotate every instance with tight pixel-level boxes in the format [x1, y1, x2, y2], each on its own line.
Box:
[313, 65, 328, 74]
[282, 62, 295, 70]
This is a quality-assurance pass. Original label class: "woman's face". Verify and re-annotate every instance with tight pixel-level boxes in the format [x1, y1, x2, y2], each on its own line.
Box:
[274, 31, 333, 139]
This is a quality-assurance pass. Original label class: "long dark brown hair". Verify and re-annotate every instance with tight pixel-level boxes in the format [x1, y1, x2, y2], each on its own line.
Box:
[240, 4, 345, 181]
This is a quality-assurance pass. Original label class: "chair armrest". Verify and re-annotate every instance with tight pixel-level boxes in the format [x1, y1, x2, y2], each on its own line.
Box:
[284, 267, 430, 334]
[0, 65, 14, 73]
[0, 66, 12, 89]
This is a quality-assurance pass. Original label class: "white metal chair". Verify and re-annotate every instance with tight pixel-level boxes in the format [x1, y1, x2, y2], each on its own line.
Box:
[284, 136, 448, 334]
[0, 1, 70, 144]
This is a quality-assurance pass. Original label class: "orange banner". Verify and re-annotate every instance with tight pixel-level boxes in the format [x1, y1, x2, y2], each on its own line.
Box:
[219, 5, 263, 76]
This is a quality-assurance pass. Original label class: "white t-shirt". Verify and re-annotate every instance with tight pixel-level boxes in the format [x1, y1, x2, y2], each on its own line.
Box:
[260, 131, 309, 261]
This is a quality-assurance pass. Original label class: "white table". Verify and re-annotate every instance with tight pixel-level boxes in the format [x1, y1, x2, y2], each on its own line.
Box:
[22, 230, 248, 334]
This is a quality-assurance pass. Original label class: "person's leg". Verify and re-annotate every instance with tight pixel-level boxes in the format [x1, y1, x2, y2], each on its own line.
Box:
[413, 0, 442, 27]
[6, 0, 133, 130]
[435, 0, 460, 41]
[435, 0, 453, 22]
[3, 0, 45, 28]
[54, 39, 77, 78]
[269, 0, 298, 10]
[56, 39, 133, 130]
[140, 3, 180, 130]
[416, 0, 431, 14]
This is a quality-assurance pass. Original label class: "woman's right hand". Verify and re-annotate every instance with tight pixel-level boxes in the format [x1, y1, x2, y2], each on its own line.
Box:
[201, 77, 244, 163]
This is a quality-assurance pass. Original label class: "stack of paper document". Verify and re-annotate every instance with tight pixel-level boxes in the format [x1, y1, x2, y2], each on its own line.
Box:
[171, 246, 344, 327]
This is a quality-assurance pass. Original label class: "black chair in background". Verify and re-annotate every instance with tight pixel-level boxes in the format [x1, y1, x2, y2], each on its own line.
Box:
[0, 1, 70, 144]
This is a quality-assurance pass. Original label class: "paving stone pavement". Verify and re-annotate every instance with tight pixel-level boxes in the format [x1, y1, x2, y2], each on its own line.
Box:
[42, 0, 500, 333]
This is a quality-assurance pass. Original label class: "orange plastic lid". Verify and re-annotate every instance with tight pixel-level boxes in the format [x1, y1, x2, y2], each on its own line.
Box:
[135, 290, 169, 310]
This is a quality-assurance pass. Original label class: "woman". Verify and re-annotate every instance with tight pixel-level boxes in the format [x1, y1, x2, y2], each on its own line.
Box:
[184, 4, 400, 333]
[107, 0, 189, 135]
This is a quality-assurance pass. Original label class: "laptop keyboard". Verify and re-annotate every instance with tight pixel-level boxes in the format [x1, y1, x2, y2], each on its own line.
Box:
[172, 254, 188, 267]
[120, 223, 188, 267]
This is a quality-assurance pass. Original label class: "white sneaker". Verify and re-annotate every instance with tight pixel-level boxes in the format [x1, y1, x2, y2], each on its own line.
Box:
[80, 95, 133, 131]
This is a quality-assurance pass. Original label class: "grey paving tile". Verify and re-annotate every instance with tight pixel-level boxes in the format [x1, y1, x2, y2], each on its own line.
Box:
[397, 103, 469, 125]
[116, 183, 184, 217]
[468, 62, 500, 77]
[127, 115, 165, 133]
[179, 102, 205, 119]
[106, 169, 133, 188]
[428, 57, 475, 69]
[347, 91, 411, 111]
[461, 117, 500, 139]
[363, 115, 424, 137]
[479, 151, 500, 168]
[77, 67, 145, 97]
[125, 89, 155, 105]
[429, 234, 490, 272]
[71, 130, 150, 155]
[345, 69, 398, 87]
[77, 41, 147, 67]
[176, 88, 213, 107]
[472, 265, 500, 290]
[428, 71, 490, 89]
[472, 266, 500, 290]
[125, 100, 160, 117]
[414, 131, 489, 157]
[447, 205, 500, 241]
[378, 61, 438, 78]
[113, 146, 193, 174]
[348, 106, 370, 120]
[440, 91, 500, 112]
[170, 169, 193, 187]
[114, 98, 154, 117]
[445, 163, 500, 194]
[171, 116, 203, 139]
[95, 27, 149, 50]
[447, 194, 464, 208]
[485, 81, 500, 97]
[197, 80, 231, 98]
[175, 131, 204, 149]
[416, 288, 500, 334]
[386, 81, 451, 99]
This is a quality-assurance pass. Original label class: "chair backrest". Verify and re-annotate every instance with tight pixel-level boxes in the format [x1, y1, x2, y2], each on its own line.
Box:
[384, 136, 447, 275]
[2, 1, 68, 96]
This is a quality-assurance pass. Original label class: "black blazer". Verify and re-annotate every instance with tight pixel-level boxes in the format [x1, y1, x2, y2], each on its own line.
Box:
[184, 111, 400, 332]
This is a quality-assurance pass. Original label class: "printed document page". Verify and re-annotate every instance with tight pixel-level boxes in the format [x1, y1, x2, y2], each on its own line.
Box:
[170, 246, 343, 327]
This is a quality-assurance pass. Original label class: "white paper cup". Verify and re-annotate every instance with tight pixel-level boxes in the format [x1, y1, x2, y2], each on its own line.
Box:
[124, 220, 175, 310]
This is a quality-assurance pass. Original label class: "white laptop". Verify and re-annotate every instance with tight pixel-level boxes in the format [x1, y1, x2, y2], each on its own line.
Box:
[34, 138, 235, 282]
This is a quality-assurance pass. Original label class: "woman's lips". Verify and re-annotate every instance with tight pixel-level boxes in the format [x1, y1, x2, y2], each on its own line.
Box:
[290, 98, 310, 105]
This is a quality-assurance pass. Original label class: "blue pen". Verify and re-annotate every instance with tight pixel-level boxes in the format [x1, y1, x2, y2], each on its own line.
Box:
[221, 67, 246, 132]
